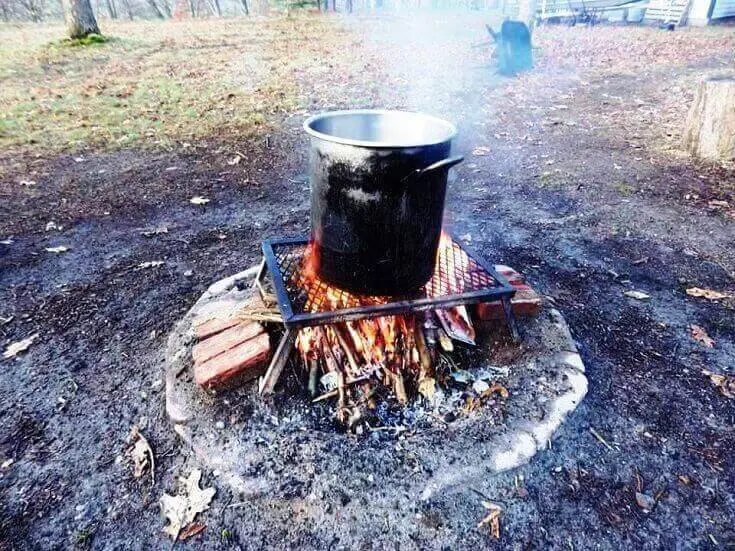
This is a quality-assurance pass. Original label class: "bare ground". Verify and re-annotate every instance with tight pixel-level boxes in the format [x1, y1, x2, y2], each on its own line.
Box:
[0, 14, 734, 550]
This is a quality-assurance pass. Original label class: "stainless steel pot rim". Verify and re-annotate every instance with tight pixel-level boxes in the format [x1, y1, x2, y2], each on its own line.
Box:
[303, 109, 458, 148]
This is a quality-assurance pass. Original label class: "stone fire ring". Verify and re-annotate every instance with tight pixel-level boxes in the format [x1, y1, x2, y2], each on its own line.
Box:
[164, 266, 587, 500]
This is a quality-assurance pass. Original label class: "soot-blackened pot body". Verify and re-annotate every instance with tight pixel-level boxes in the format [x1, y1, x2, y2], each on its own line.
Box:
[304, 110, 463, 296]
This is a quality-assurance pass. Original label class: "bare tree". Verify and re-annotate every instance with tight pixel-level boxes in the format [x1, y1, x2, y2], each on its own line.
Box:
[105, 0, 117, 18]
[18, 0, 46, 21]
[145, 0, 166, 17]
[240, 0, 249, 13]
[65, 0, 101, 38]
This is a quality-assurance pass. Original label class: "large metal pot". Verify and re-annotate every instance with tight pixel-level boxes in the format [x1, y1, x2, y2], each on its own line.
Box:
[304, 109, 463, 295]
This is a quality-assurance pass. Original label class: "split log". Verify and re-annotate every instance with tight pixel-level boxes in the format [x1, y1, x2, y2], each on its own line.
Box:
[683, 76, 735, 162]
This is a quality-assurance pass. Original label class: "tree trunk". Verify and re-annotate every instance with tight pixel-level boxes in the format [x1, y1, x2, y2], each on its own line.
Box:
[66, 0, 101, 39]
[118, 0, 132, 18]
[211, 0, 221, 15]
[106, 0, 117, 18]
[146, 0, 166, 17]
[683, 76, 735, 162]
[240, 0, 248, 13]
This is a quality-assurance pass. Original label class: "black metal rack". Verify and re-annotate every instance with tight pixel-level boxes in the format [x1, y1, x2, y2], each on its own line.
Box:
[252, 234, 519, 394]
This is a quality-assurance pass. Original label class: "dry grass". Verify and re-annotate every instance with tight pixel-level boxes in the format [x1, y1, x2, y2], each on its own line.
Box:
[0, 15, 377, 158]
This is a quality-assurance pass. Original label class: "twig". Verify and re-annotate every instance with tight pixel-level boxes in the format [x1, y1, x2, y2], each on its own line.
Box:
[589, 427, 614, 451]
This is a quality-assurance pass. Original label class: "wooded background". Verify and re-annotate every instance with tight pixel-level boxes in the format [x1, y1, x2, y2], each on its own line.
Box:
[0, 0, 518, 23]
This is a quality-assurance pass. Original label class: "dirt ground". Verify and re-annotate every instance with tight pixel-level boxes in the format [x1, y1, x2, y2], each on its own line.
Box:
[1, 13, 734, 550]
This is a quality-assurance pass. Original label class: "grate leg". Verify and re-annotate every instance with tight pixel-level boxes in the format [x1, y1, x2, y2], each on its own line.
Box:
[259, 328, 297, 396]
[252, 257, 268, 303]
[501, 295, 521, 343]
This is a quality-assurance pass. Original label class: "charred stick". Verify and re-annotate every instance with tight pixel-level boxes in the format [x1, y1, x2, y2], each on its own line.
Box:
[333, 325, 361, 376]
[415, 318, 435, 379]
[308, 359, 319, 397]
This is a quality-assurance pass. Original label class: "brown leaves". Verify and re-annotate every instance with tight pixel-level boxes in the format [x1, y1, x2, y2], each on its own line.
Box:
[685, 287, 732, 300]
[702, 370, 735, 399]
[128, 426, 155, 484]
[160, 469, 216, 540]
[477, 501, 502, 538]
[689, 325, 714, 348]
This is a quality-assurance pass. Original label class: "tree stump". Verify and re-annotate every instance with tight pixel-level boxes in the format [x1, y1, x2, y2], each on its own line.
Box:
[683, 76, 735, 162]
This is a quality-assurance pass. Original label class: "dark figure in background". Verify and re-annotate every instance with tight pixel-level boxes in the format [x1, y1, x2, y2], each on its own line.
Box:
[486, 21, 533, 76]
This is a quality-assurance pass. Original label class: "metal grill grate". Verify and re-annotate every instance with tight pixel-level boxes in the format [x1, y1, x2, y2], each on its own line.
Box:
[261, 234, 516, 328]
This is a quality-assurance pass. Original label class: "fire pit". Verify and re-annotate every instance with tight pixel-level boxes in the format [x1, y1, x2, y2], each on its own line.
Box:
[163, 108, 587, 493]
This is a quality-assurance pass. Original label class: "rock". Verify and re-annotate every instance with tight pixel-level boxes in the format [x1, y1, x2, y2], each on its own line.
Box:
[635, 492, 655, 512]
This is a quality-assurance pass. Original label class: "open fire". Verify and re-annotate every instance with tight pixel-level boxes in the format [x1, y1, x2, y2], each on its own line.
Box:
[288, 233, 495, 429]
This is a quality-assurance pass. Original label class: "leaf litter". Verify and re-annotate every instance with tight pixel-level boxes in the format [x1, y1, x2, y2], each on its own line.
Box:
[689, 325, 714, 348]
[127, 426, 155, 484]
[685, 288, 732, 300]
[160, 469, 216, 540]
[3, 334, 39, 359]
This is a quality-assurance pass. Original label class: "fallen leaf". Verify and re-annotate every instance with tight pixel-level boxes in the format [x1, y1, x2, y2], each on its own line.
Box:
[686, 287, 732, 300]
[227, 155, 242, 165]
[702, 370, 735, 399]
[689, 325, 714, 348]
[485, 382, 510, 399]
[19, 180, 36, 187]
[624, 290, 650, 300]
[477, 501, 502, 538]
[141, 226, 168, 237]
[45, 245, 70, 254]
[190, 196, 210, 205]
[128, 426, 155, 484]
[707, 200, 730, 209]
[677, 475, 691, 486]
[160, 469, 216, 540]
[0, 239, 13, 245]
[472, 146, 491, 156]
[3, 334, 39, 359]
[178, 522, 206, 541]
[139, 261, 164, 269]
[472, 379, 490, 394]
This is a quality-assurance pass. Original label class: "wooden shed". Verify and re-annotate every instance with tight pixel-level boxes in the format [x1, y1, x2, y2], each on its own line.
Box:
[644, 0, 735, 25]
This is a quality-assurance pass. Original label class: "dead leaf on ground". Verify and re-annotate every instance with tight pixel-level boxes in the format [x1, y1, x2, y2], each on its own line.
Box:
[128, 426, 155, 484]
[141, 226, 168, 237]
[624, 290, 650, 300]
[707, 200, 730, 210]
[160, 469, 216, 540]
[178, 522, 207, 541]
[45, 245, 70, 254]
[472, 146, 491, 156]
[702, 370, 735, 399]
[3, 334, 39, 359]
[477, 501, 502, 539]
[190, 196, 210, 205]
[139, 260, 164, 269]
[686, 287, 732, 300]
[20, 180, 36, 187]
[227, 155, 242, 165]
[689, 325, 714, 348]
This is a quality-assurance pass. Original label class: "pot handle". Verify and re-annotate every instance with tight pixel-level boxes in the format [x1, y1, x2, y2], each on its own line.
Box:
[403, 155, 464, 183]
